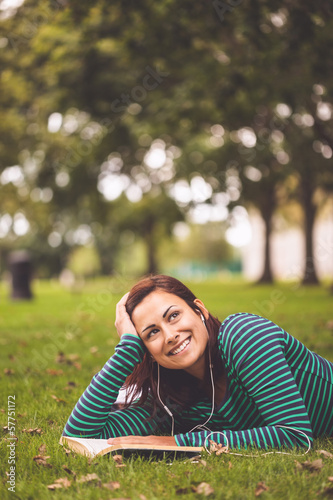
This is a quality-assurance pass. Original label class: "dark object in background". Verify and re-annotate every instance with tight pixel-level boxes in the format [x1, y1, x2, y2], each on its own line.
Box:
[9, 250, 33, 300]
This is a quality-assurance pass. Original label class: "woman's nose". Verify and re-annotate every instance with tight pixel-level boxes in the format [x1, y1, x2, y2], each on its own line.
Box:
[164, 328, 179, 344]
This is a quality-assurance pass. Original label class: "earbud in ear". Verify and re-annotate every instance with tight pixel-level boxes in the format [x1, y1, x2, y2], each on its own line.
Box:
[200, 313, 206, 325]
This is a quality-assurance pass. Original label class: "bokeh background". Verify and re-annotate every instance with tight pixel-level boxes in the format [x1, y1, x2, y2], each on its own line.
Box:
[0, 0, 332, 290]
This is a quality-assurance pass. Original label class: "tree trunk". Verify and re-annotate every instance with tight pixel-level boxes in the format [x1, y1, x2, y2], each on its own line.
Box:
[257, 205, 274, 284]
[301, 183, 319, 285]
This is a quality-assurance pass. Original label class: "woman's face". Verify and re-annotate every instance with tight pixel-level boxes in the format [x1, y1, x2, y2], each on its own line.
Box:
[131, 291, 209, 380]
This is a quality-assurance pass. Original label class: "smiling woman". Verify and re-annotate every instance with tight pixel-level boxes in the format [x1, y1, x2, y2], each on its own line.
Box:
[62, 275, 333, 451]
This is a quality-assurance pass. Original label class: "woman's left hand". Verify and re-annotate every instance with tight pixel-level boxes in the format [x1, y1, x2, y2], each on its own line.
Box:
[107, 435, 177, 446]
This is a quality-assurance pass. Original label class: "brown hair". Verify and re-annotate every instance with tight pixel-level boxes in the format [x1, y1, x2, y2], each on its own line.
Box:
[123, 275, 222, 414]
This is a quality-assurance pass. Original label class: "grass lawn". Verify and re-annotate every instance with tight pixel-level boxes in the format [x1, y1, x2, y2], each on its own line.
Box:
[0, 277, 333, 499]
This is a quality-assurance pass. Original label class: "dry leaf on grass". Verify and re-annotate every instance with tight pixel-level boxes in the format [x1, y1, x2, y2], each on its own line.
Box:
[176, 487, 191, 495]
[139, 495, 147, 500]
[209, 440, 229, 454]
[318, 450, 333, 459]
[62, 465, 76, 476]
[329, 477, 333, 482]
[23, 427, 43, 435]
[255, 482, 269, 497]
[38, 444, 47, 455]
[47, 477, 72, 490]
[193, 482, 214, 496]
[295, 459, 323, 472]
[62, 447, 72, 456]
[4, 368, 15, 375]
[113, 454, 126, 467]
[103, 481, 121, 491]
[67, 381, 77, 387]
[46, 368, 64, 376]
[56, 352, 80, 365]
[51, 394, 67, 404]
[33, 455, 53, 468]
[77, 473, 101, 485]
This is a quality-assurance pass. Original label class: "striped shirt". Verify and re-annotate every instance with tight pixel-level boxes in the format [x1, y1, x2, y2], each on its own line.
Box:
[62, 313, 333, 450]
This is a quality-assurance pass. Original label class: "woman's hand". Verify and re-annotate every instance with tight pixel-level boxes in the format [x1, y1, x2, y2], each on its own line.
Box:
[107, 435, 177, 446]
[115, 292, 139, 338]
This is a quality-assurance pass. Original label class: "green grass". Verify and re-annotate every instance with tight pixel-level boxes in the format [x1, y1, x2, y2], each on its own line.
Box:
[1, 277, 333, 499]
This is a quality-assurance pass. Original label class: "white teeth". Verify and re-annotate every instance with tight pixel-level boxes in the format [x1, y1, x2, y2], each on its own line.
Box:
[170, 338, 190, 355]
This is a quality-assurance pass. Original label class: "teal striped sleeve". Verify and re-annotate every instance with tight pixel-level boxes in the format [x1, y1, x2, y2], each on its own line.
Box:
[62, 334, 170, 439]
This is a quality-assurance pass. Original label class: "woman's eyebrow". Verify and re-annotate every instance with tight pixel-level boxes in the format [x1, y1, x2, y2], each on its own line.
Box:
[163, 305, 176, 318]
[141, 324, 155, 334]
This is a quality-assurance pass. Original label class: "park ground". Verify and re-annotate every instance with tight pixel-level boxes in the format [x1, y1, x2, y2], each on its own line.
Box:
[0, 277, 333, 499]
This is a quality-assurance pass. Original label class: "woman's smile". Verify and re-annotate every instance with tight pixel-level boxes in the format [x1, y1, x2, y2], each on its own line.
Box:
[168, 337, 191, 356]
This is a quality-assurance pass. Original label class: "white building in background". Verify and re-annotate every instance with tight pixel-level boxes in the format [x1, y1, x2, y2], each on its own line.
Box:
[241, 209, 333, 282]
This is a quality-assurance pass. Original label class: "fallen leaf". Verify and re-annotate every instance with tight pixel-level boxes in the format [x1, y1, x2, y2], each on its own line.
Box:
[56, 352, 67, 363]
[1, 409, 5, 413]
[38, 444, 47, 455]
[113, 454, 124, 465]
[67, 381, 77, 387]
[47, 477, 72, 490]
[103, 481, 121, 491]
[22, 428, 43, 435]
[77, 473, 101, 484]
[47, 483, 62, 490]
[193, 482, 214, 496]
[295, 459, 323, 472]
[176, 487, 191, 495]
[329, 477, 333, 482]
[33, 455, 53, 468]
[139, 495, 147, 500]
[73, 361, 82, 370]
[90, 346, 99, 354]
[4, 368, 15, 375]
[62, 465, 76, 476]
[255, 482, 269, 497]
[209, 440, 229, 455]
[228, 461, 233, 469]
[46, 368, 64, 376]
[62, 447, 72, 456]
[318, 450, 333, 459]
[216, 446, 229, 455]
[68, 353, 80, 361]
[51, 394, 67, 404]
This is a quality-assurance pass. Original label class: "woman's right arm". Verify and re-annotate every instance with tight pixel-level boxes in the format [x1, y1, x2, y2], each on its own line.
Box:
[62, 294, 171, 439]
[62, 333, 149, 438]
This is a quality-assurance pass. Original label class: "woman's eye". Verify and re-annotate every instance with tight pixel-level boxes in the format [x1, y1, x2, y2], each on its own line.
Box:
[169, 312, 179, 321]
[147, 329, 159, 339]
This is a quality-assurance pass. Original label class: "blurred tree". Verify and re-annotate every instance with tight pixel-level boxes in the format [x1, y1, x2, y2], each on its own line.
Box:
[1, 0, 333, 283]
[115, 190, 184, 274]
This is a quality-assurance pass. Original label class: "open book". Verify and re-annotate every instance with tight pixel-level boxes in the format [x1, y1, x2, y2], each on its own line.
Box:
[60, 436, 203, 458]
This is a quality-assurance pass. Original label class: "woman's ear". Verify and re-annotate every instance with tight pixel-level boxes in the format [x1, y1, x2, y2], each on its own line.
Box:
[193, 299, 209, 320]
